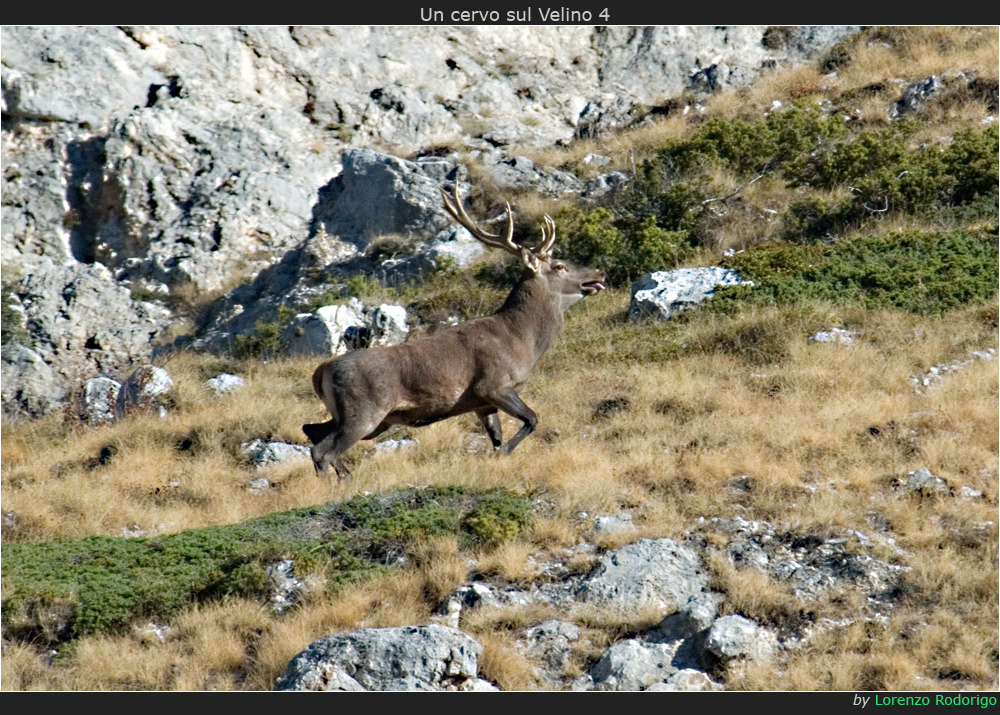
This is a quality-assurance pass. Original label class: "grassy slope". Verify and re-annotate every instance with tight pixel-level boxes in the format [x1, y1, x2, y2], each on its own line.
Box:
[2, 26, 997, 691]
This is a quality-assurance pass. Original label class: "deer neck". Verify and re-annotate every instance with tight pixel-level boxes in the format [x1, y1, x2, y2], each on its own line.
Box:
[497, 274, 565, 359]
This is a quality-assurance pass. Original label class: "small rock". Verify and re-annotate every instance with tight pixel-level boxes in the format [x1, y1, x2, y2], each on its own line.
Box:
[80, 376, 122, 424]
[373, 438, 415, 452]
[206, 373, 244, 396]
[242, 439, 311, 469]
[807, 328, 855, 344]
[267, 559, 304, 614]
[248, 477, 272, 493]
[705, 615, 777, 662]
[898, 467, 949, 495]
[582, 152, 611, 166]
[629, 268, 753, 322]
[115, 365, 174, 419]
[645, 669, 723, 691]
[592, 513, 636, 535]
[276, 625, 496, 691]
[133, 622, 172, 644]
[960, 485, 984, 499]
[591, 639, 679, 691]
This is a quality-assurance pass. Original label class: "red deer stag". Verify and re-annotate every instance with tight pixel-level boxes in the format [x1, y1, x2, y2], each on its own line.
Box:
[303, 184, 606, 480]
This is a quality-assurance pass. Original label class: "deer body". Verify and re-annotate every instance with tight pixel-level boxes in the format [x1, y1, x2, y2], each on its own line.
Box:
[304, 186, 605, 480]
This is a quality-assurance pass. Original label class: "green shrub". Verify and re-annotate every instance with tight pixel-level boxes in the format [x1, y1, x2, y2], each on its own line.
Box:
[232, 306, 296, 358]
[556, 207, 691, 286]
[716, 229, 998, 314]
[783, 124, 998, 238]
[1, 487, 533, 643]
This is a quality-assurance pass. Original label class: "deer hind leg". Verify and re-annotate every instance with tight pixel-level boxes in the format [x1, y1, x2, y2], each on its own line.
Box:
[310, 403, 389, 481]
[475, 407, 503, 449]
[482, 388, 537, 455]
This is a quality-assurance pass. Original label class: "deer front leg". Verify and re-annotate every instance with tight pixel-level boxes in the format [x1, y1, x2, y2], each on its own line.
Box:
[482, 388, 537, 455]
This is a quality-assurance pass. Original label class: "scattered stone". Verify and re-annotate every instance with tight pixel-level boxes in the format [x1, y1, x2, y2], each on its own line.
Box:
[206, 373, 244, 396]
[808, 328, 855, 344]
[581, 170, 628, 200]
[629, 268, 753, 321]
[280, 301, 367, 357]
[373, 438, 416, 452]
[278, 299, 411, 357]
[115, 365, 174, 419]
[241, 439, 312, 469]
[645, 669, 723, 691]
[897, 467, 949, 495]
[576, 538, 717, 618]
[705, 615, 778, 663]
[79, 376, 122, 425]
[133, 622, 172, 645]
[248, 477, 272, 493]
[592, 513, 637, 535]
[368, 304, 410, 347]
[582, 153, 611, 166]
[591, 639, 680, 691]
[267, 559, 304, 614]
[521, 619, 580, 674]
[910, 348, 996, 392]
[275, 625, 497, 691]
[960, 485, 984, 499]
[483, 155, 580, 196]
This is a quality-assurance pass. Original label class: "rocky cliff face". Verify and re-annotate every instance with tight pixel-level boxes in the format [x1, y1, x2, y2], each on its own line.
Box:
[0, 25, 857, 417]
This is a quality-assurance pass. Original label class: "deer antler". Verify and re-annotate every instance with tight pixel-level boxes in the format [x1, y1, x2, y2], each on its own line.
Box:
[441, 184, 553, 273]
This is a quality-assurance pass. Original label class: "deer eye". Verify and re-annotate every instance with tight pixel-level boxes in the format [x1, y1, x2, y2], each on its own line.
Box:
[552, 262, 566, 272]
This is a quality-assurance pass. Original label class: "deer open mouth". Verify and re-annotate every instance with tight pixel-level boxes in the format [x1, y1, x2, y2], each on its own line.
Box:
[581, 280, 606, 295]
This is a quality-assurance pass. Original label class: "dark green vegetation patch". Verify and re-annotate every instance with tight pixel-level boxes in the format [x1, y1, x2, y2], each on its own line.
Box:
[555, 103, 997, 287]
[715, 229, 999, 314]
[1, 487, 532, 644]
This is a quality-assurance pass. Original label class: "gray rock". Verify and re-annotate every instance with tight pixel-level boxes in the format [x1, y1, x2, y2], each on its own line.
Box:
[898, 467, 949, 495]
[645, 669, 723, 691]
[279, 301, 367, 358]
[247, 477, 272, 493]
[629, 268, 753, 321]
[581, 171, 629, 201]
[313, 149, 469, 251]
[591, 639, 679, 691]
[808, 328, 855, 344]
[705, 615, 778, 662]
[592, 513, 637, 535]
[483, 155, 581, 197]
[910, 348, 996, 393]
[576, 538, 716, 618]
[368, 303, 409, 347]
[278, 298, 409, 357]
[79, 376, 122, 425]
[521, 619, 580, 673]
[893, 75, 942, 117]
[241, 439, 312, 469]
[3, 25, 859, 286]
[205, 373, 244, 396]
[115, 365, 174, 419]
[11, 259, 171, 411]
[1, 343, 68, 418]
[267, 559, 304, 614]
[960, 486, 985, 499]
[275, 625, 497, 691]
